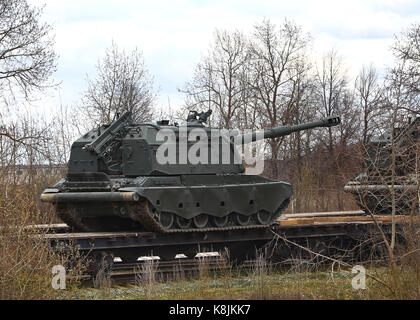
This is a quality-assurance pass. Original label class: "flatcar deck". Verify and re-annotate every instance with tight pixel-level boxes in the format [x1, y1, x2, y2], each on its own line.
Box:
[41, 211, 416, 265]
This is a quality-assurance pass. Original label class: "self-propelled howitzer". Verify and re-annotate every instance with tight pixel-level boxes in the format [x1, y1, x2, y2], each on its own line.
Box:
[41, 111, 340, 234]
[344, 117, 419, 215]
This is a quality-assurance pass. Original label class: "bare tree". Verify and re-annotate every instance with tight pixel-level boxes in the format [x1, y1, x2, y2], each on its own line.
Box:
[80, 41, 155, 126]
[312, 50, 363, 211]
[284, 59, 319, 211]
[314, 49, 349, 151]
[0, 0, 56, 152]
[354, 65, 384, 144]
[346, 25, 420, 264]
[0, 0, 56, 102]
[381, 28, 420, 251]
[390, 22, 420, 116]
[181, 30, 249, 129]
[249, 19, 310, 177]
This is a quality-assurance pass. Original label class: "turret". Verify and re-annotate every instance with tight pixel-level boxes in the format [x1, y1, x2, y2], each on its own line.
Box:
[66, 111, 341, 177]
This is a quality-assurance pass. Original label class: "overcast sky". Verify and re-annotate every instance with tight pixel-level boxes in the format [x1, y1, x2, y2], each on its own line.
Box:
[28, 0, 420, 114]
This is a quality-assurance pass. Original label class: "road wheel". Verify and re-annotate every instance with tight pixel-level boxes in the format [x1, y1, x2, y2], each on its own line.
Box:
[234, 213, 251, 226]
[176, 215, 192, 229]
[256, 210, 272, 225]
[159, 211, 174, 230]
[193, 214, 209, 229]
[211, 215, 229, 228]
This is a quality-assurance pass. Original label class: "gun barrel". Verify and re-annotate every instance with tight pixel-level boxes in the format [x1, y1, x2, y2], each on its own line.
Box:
[234, 116, 340, 144]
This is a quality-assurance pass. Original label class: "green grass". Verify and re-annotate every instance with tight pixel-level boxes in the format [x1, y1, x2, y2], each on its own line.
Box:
[55, 266, 420, 300]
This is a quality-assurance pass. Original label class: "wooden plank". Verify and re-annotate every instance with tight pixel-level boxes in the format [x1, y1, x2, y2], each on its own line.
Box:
[43, 231, 155, 240]
[278, 214, 418, 227]
[282, 210, 363, 219]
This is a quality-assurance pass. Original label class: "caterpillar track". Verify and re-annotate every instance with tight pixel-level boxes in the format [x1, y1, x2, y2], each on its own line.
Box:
[54, 199, 290, 233]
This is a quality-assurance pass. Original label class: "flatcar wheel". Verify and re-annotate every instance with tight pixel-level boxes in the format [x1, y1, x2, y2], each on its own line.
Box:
[256, 210, 272, 225]
[234, 213, 251, 226]
[176, 216, 192, 229]
[193, 214, 209, 229]
[211, 215, 229, 228]
[159, 212, 174, 230]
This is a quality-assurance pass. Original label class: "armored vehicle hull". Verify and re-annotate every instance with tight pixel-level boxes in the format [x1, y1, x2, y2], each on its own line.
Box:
[41, 174, 292, 232]
[344, 175, 418, 215]
[345, 117, 419, 215]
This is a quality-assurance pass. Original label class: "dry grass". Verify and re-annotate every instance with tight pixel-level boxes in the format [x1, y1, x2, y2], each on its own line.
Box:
[133, 259, 162, 299]
[56, 264, 419, 300]
[0, 168, 418, 300]
[0, 170, 81, 299]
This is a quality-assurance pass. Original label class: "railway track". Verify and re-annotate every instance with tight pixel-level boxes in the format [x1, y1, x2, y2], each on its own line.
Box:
[29, 210, 418, 285]
[85, 256, 272, 285]
[107, 257, 230, 284]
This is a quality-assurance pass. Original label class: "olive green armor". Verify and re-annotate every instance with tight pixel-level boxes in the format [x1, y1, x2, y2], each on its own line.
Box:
[41, 111, 340, 232]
